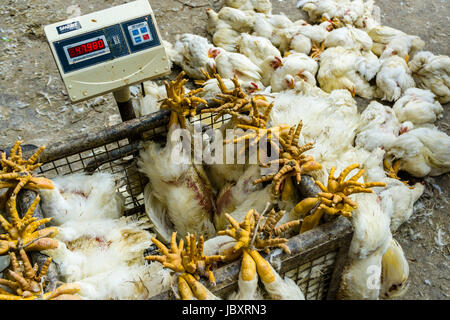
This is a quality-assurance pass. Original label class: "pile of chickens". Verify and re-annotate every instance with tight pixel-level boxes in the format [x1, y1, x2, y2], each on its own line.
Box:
[2, 0, 449, 301]
[136, 0, 450, 300]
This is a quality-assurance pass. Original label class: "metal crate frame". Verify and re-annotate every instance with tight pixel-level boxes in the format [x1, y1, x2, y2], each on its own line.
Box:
[26, 106, 353, 300]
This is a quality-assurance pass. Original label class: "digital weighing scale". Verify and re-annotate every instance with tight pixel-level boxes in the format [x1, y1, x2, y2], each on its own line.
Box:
[44, 0, 171, 121]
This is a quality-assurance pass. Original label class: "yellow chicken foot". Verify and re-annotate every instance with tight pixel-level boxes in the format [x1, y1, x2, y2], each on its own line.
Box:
[247, 250, 276, 284]
[310, 43, 325, 61]
[178, 273, 218, 300]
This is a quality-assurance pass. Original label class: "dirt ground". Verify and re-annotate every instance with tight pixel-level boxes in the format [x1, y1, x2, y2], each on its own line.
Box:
[0, 0, 448, 299]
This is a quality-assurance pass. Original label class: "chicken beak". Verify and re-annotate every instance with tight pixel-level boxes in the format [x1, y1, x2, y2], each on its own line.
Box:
[288, 80, 295, 89]
[405, 54, 410, 64]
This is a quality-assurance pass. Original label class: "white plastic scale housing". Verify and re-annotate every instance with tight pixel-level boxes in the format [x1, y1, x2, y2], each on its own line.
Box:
[44, 0, 170, 103]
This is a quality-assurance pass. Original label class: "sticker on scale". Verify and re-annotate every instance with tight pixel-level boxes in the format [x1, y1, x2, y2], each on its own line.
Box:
[127, 21, 153, 46]
[63, 35, 111, 65]
[57, 21, 82, 34]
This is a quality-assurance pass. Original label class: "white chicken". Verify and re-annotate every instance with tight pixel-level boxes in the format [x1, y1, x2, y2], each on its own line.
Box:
[318, 47, 379, 99]
[238, 33, 281, 68]
[136, 81, 167, 117]
[38, 173, 173, 300]
[363, 148, 425, 233]
[39, 172, 124, 224]
[198, 76, 262, 99]
[214, 165, 273, 230]
[355, 101, 401, 152]
[253, 12, 294, 49]
[260, 55, 284, 87]
[324, 25, 373, 51]
[270, 86, 362, 167]
[368, 26, 425, 60]
[376, 55, 415, 102]
[380, 35, 425, 63]
[206, 8, 241, 53]
[44, 217, 173, 300]
[218, 6, 256, 33]
[393, 88, 444, 125]
[409, 51, 450, 104]
[270, 53, 318, 92]
[338, 246, 386, 300]
[338, 192, 393, 300]
[380, 238, 410, 299]
[297, 0, 367, 26]
[214, 49, 263, 85]
[172, 34, 216, 80]
[265, 20, 332, 55]
[138, 121, 217, 241]
[226, 0, 272, 14]
[385, 127, 450, 177]
[354, 0, 381, 31]
[294, 20, 333, 45]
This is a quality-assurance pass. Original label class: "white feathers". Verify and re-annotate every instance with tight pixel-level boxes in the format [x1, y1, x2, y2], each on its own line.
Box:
[386, 127, 450, 177]
[228, 271, 261, 300]
[260, 265, 305, 300]
[172, 34, 216, 80]
[238, 33, 281, 68]
[138, 124, 216, 239]
[270, 53, 318, 92]
[363, 148, 425, 233]
[318, 47, 377, 99]
[393, 88, 443, 125]
[376, 55, 415, 102]
[39, 173, 169, 300]
[409, 51, 450, 104]
[356, 101, 401, 152]
[324, 25, 373, 51]
[215, 50, 263, 84]
[380, 239, 409, 299]
[349, 193, 392, 260]
[136, 81, 167, 117]
[39, 172, 124, 225]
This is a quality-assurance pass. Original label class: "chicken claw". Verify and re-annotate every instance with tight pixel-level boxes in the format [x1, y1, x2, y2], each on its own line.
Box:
[384, 159, 414, 189]
[146, 232, 224, 289]
[310, 42, 325, 61]
[161, 71, 207, 128]
[0, 249, 80, 300]
[0, 192, 58, 256]
[218, 208, 296, 257]
[146, 233, 185, 272]
[217, 211, 255, 253]
[299, 164, 387, 233]
[254, 121, 322, 196]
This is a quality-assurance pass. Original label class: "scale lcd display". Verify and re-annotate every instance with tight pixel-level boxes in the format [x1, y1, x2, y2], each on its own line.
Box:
[63, 35, 110, 65]
[68, 38, 106, 58]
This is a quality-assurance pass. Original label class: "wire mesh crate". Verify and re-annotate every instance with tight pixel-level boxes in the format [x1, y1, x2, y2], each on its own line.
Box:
[29, 106, 353, 300]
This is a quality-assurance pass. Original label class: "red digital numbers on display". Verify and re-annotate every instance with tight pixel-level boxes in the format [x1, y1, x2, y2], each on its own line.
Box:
[68, 39, 105, 59]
